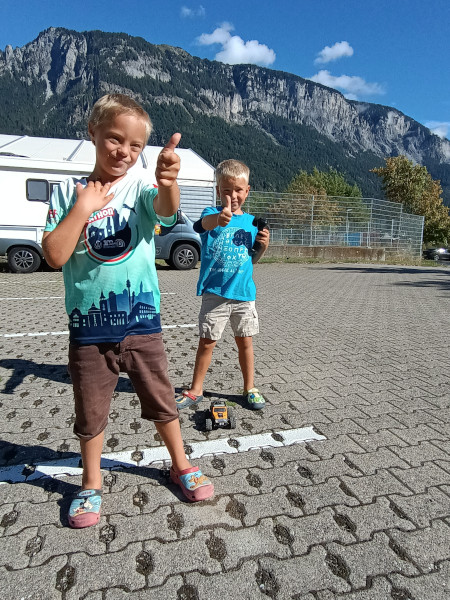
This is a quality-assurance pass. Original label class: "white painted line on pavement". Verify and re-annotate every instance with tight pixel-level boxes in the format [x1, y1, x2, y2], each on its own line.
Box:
[0, 323, 197, 338]
[0, 296, 64, 301]
[0, 293, 174, 301]
[0, 426, 326, 484]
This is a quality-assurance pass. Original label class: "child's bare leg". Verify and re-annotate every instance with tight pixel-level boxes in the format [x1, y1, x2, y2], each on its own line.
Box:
[80, 430, 104, 490]
[235, 336, 254, 391]
[155, 418, 191, 472]
[189, 337, 217, 395]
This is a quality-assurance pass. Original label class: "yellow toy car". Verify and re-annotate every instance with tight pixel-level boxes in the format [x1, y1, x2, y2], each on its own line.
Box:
[205, 401, 236, 431]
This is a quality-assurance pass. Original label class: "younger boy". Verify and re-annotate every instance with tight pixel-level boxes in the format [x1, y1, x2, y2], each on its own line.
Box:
[175, 159, 270, 411]
[42, 94, 213, 528]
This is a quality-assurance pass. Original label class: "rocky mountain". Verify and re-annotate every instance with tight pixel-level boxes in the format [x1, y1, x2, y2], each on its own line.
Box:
[1, 27, 449, 202]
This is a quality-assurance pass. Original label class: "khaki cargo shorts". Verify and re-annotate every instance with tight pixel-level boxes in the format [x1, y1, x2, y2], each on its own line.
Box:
[198, 293, 259, 341]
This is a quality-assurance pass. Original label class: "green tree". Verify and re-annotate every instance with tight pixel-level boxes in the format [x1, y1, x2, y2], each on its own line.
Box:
[286, 167, 362, 199]
[280, 167, 368, 227]
[371, 156, 450, 245]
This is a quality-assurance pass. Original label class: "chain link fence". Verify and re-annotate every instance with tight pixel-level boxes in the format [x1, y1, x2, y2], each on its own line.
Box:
[241, 192, 424, 259]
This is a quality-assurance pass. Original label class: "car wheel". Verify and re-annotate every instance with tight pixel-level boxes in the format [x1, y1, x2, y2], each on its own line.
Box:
[7, 247, 41, 273]
[205, 418, 213, 432]
[434, 254, 440, 262]
[170, 244, 199, 270]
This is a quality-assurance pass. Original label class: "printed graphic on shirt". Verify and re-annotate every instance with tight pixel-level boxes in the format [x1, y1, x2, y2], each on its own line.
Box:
[84, 206, 137, 264]
[69, 279, 159, 340]
[46, 208, 58, 224]
[212, 227, 252, 268]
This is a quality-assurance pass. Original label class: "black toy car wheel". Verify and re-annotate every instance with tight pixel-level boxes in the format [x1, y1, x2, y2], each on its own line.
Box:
[170, 244, 199, 270]
[205, 418, 213, 431]
[8, 247, 41, 273]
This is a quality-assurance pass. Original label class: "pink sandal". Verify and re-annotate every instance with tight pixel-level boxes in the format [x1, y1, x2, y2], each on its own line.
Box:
[170, 466, 214, 502]
[68, 489, 102, 528]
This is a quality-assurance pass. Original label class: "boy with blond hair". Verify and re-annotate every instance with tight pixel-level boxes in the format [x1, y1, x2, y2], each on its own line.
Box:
[176, 159, 270, 411]
[43, 94, 213, 528]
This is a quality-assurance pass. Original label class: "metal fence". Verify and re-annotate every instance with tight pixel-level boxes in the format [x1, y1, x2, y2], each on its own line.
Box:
[241, 192, 425, 259]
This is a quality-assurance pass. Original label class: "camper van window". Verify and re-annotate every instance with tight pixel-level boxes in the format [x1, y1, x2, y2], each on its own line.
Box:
[26, 179, 49, 203]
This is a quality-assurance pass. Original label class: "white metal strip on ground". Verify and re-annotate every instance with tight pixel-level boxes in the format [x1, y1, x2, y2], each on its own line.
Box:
[0, 427, 326, 484]
[0, 323, 197, 338]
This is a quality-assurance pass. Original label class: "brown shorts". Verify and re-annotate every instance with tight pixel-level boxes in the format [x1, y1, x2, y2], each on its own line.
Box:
[68, 333, 178, 440]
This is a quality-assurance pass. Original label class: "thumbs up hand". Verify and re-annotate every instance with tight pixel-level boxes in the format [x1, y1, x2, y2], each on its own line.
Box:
[156, 133, 181, 187]
[217, 195, 232, 226]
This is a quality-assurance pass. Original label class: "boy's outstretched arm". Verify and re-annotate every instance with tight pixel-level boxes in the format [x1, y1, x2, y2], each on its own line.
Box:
[200, 196, 232, 231]
[154, 133, 181, 217]
[252, 227, 270, 263]
[42, 181, 114, 269]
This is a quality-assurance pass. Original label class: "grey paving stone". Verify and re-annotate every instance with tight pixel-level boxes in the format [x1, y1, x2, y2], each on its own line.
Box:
[393, 424, 449, 445]
[389, 560, 450, 600]
[392, 441, 450, 466]
[207, 518, 292, 570]
[317, 577, 394, 599]
[0, 556, 67, 599]
[185, 561, 266, 599]
[388, 520, 450, 571]
[107, 506, 177, 550]
[389, 487, 450, 527]
[276, 508, 355, 554]
[288, 477, 361, 515]
[348, 430, 408, 452]
[333, 496, 416, 541]
[311, 434, 366, 460]
[104, 575, 185, 599]
[344, 447, 411, 475]
[1, 498, 61, 535]
[258, 547, 351, 596]
[29, 522, 108, 566]
[293, 454, 363, 483]
[67, 542, 148, 598]
[0, 526, 39, 569]
[390, 463, 450, 493]
[326, 531, 419, 588]
[340, 469, 414, 503]
[141, 530, 222, 585]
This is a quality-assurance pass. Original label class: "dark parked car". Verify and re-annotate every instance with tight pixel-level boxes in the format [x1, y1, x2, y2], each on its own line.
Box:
[422, 247, 450, 261]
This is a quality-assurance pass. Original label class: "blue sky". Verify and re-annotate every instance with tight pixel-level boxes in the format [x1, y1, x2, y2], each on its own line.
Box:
[1, 0, 449, 139]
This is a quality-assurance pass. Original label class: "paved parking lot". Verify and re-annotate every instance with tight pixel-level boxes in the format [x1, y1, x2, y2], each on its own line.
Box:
[0, 262, 449, 599]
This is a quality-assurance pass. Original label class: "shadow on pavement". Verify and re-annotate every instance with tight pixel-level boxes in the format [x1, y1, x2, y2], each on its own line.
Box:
[0, 359, 135, 394]
[321, 264, 450, 289]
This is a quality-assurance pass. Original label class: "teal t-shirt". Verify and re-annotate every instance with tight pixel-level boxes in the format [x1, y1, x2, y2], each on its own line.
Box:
[44, 175, 176, 344]
[196, 207, 258, 301]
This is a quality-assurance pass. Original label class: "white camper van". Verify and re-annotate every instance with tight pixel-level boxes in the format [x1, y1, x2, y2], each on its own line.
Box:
[0, 134, 215, 272]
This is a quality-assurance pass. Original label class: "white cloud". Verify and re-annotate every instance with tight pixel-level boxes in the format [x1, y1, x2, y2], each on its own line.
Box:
[425, 120, 450, 139]
[309, 70, 385, 100]
[197, 23, 276, 67]
[180, 5, 205, 18]
[197, 23, 234, 46]
[315, 41, 354, 64]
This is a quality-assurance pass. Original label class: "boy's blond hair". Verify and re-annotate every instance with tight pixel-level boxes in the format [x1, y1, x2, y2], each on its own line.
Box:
[88, 94, 152, 141]
[216, 159, 250, 185]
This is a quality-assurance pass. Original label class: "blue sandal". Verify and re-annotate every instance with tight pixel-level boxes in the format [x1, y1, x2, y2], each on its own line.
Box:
[175, 391, 204, 410]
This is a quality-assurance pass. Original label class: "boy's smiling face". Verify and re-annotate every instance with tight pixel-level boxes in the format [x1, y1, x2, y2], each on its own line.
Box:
[217, 175, 250, 215]
[89, 113, 147, 184]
